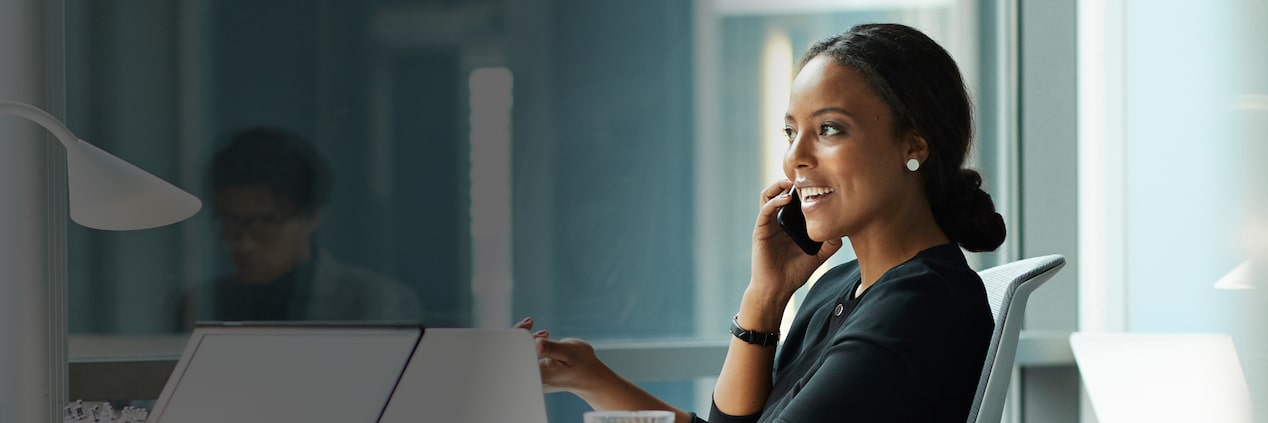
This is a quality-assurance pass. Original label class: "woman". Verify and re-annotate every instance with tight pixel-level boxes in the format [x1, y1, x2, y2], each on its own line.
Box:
[517, 23, 1006, 422]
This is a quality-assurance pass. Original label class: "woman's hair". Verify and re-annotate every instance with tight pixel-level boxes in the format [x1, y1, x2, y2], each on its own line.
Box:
[211, 127, 333, 215]
[799, 23, 1006, 252]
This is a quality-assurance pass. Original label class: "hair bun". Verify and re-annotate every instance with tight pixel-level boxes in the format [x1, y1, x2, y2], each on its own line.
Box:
[936, 169, 1006, 252]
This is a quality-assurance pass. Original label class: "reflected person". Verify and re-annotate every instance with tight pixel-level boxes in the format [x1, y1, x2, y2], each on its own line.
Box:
[179, 127, 420, 328]
[518, 23, 1005, 422]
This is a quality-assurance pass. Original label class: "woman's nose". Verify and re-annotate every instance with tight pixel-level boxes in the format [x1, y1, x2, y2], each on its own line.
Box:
[785, 133, 816, 170]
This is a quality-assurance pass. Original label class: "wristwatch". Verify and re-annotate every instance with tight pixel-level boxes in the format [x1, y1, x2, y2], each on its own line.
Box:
[730, 315, 780, 347]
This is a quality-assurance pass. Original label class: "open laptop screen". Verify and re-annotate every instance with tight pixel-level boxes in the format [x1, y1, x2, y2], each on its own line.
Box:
[379, 328, 549, 423]
[1071, 333, 1253, 423]
[150, 324, 421, 423]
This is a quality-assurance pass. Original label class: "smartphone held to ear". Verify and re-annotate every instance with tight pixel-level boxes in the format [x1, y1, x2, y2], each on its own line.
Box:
[776, 186, 823, 255]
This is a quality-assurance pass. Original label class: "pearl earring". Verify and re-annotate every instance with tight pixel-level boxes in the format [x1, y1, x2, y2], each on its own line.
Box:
[906, 158, 920, 172]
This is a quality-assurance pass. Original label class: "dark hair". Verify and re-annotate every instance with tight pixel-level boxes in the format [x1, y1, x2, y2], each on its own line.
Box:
[211, 127, 332, 215]
[800, 23, 1005, 252]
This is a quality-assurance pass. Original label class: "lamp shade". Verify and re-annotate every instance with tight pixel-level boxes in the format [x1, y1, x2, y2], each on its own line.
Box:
[1214, 259, 1257, 290]
[65, 138, 201, 230]
[1, 100, 201, 230]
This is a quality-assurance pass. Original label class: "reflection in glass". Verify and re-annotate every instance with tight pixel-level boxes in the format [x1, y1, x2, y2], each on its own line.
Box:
[181, 128, 421, 327]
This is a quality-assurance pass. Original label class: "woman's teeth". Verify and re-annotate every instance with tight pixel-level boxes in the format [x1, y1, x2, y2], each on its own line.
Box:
[800, 186, 834, 200]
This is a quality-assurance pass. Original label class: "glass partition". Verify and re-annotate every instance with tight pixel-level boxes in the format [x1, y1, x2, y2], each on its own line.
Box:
[64, 0, 1012, 419]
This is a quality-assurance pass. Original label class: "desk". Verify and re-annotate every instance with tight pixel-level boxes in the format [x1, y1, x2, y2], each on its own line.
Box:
[68, 330, 1077, 401]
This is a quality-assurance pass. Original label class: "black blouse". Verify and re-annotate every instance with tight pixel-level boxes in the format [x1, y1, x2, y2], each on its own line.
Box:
[699, 243, 994, 422]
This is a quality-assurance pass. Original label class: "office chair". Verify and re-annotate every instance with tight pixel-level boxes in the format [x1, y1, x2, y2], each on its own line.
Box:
[966, 255, 1066, 423]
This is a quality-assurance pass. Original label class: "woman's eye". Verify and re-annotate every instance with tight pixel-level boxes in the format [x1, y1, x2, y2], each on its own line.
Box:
[783, 126, 796, 143]
[819, 123, 842, 137]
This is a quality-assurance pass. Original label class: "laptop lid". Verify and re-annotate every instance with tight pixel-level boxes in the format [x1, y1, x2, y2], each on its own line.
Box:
[1071, 333, 1253, 423]
[379, 328, 550, 423]
[149, 323, 421, 423]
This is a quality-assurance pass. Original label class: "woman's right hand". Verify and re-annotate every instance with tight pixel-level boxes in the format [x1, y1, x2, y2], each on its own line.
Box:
[534, 337, 617, 395]
[514, 317, 616, 395]
[749, 180, 843, 301]
[514, 319, 692, 422]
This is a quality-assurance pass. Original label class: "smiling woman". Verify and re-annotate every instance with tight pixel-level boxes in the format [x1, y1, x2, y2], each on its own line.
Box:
[520, 23, 1006, 423]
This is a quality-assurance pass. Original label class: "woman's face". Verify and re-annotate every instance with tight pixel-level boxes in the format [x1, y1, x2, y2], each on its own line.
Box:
[783, 55, 919, 242]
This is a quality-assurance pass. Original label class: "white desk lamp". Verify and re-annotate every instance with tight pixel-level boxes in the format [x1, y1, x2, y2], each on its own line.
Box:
[0, 100, 201, 421]
[0, 101, 201, 229]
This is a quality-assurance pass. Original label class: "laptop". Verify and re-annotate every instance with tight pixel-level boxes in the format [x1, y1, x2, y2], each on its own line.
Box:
[379, 328, 550, 423]
[149, 323, 549, 423]
[1071, 333, 1253, 423]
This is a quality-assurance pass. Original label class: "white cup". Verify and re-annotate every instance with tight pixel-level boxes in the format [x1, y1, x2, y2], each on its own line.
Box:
[583, 410, 675, 423]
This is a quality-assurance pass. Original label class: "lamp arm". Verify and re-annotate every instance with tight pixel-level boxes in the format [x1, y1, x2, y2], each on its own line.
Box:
[0, 101, 80, 149]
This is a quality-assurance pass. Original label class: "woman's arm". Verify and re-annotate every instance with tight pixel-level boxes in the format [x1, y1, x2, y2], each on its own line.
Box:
[710, 288, 789, 416]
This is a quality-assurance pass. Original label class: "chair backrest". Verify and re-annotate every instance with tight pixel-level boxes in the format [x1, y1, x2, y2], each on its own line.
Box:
[966, 255, 1066, 423]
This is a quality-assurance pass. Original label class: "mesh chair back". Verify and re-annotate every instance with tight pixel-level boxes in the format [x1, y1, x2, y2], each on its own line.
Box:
[966, 255, 1066, 423]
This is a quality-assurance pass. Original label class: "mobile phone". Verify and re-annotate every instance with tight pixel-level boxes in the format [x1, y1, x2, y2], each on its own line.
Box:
[776, 186, 823, 255]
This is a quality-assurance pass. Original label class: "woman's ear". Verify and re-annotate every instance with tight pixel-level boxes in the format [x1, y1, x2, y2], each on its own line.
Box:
[904, 130, 931, 164]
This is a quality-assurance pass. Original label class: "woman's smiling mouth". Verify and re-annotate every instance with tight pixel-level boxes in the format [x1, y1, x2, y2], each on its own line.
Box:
[799, 186, 834, 201]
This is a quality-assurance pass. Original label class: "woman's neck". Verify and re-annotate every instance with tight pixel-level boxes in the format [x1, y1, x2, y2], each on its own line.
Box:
[850, 203, 950, 294]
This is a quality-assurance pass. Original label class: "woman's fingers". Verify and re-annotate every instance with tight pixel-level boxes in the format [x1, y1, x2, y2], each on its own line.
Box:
[758, 180, 794, 206]
[535, 337, 602, 393]
[759, 190, 793, 219]
[536, 337, 593, 363]
[513, 316, 534, 331]
[537, 356, 571, 393]
[757, 180, 795, 223]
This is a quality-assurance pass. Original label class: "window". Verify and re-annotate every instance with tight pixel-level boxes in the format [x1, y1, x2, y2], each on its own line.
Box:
[64, 0, 1013, 419]
[1078, 0, 1268, 416]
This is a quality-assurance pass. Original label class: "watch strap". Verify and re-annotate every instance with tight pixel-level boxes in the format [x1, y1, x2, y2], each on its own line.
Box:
[730, 315, 779, 347]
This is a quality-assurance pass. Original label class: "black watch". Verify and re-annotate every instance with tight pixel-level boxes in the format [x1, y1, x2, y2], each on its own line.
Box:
[730, 315, 779, 347]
